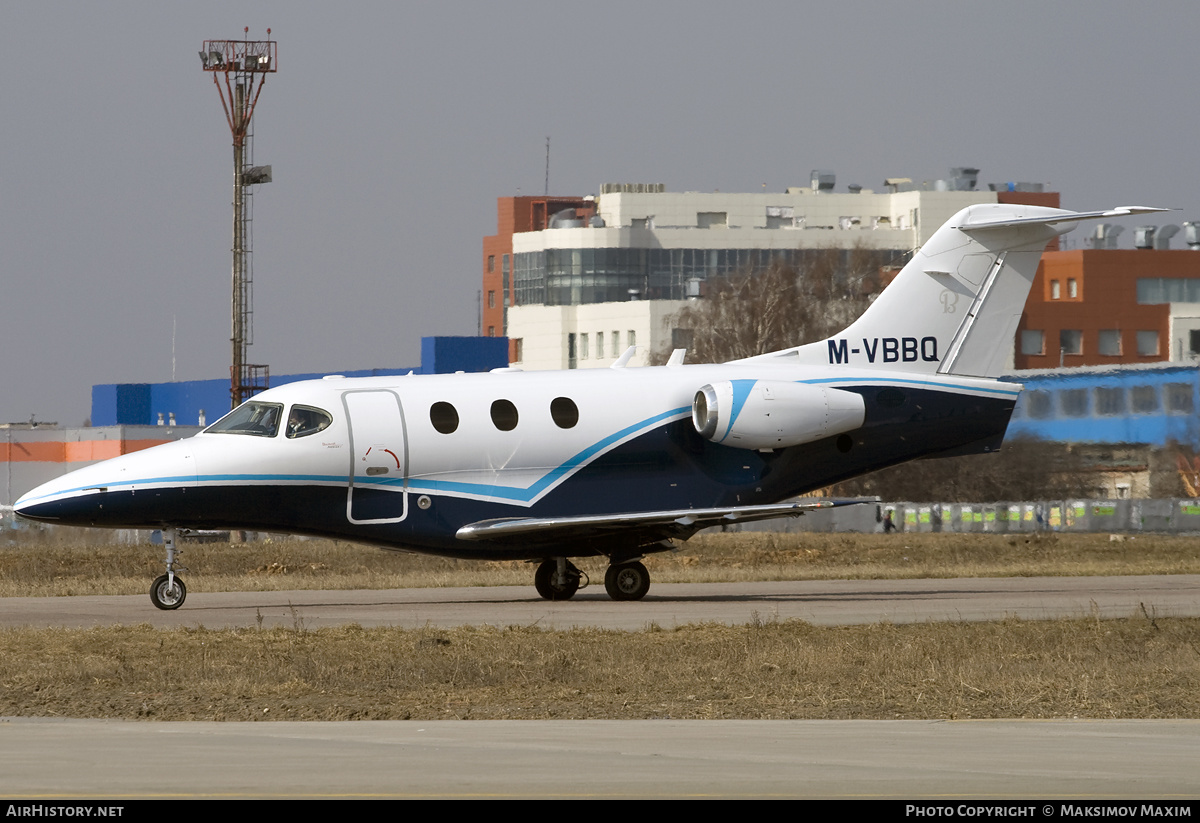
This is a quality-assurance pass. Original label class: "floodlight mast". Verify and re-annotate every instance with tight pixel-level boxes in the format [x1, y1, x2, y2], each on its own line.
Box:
[200, 28, 276, 409]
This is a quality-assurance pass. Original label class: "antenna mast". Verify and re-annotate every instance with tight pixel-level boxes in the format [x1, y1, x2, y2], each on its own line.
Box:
[200, 28, 276, 409]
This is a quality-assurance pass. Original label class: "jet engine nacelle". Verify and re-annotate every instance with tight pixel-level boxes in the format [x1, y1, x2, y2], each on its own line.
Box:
[692, 380, 865, 450]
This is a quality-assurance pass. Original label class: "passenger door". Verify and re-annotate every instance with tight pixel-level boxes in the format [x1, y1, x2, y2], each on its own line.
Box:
[343, 390, 408, 524]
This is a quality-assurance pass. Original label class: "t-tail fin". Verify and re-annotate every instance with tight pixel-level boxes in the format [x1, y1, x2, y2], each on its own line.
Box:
[743, 204, 1164, 378]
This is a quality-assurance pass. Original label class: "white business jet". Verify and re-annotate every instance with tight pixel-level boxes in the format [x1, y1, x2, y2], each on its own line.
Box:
[15, 204, 1161, 608]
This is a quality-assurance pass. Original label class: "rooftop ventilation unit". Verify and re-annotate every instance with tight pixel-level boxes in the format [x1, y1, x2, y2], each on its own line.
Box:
[949, 167, 980, 191]
[810, 170, 835, 192]
[1183, 222, 1200, 249]
[548, 208, 583, 229]
[1135, 226, 1156, 249]
[1091, 223, 1125, 249]
[1154, 224, 1180, 250]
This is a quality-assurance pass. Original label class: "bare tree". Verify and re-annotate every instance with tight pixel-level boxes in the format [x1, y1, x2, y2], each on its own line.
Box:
[654, 245, 894, 364]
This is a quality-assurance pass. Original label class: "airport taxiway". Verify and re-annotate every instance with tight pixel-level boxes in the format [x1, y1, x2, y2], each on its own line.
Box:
[0, 574, 1196, 630]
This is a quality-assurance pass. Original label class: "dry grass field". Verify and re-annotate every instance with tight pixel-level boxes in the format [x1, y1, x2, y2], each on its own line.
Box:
[1, 529, 1197, 721]
[2, 529, 1198, 598]
[0, 617, 1196, 721]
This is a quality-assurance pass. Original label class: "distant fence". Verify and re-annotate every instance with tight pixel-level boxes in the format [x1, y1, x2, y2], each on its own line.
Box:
[724, 498, 1200, 535]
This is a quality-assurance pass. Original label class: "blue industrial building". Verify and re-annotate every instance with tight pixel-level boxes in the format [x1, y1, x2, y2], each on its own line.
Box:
[1003, 363, 1200, 447]
[92, 336, 509, 427]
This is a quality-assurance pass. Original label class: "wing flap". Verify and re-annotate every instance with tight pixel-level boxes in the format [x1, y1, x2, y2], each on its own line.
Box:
[456, 500, 839, 541]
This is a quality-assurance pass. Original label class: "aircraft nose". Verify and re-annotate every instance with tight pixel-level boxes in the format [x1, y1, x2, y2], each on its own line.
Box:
[13, 439, 199, 526]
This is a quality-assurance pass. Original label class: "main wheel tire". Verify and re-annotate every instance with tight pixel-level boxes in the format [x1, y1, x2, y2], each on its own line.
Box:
[534, 559, 580, 601]
[150, 574, 187, 610]
[604, 561, 650, 601]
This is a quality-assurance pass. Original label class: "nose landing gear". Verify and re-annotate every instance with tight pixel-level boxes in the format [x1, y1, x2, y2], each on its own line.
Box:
[150, 527, 188, 610]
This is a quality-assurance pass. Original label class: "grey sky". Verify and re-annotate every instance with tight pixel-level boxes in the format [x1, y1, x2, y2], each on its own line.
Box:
[3, 1, 1197, 425]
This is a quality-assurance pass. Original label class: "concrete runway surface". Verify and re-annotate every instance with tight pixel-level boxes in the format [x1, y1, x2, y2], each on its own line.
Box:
[1, 717, 1197, 798]
[1, 575, 1197, 630]
[2, 576, 1197, 799]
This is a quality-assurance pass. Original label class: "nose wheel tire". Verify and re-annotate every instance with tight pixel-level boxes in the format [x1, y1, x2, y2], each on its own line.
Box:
[605, 561, 650, 601]
[150, 574, 187, 610]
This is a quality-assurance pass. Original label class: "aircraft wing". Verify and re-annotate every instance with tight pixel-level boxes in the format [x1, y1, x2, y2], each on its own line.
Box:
[455, 500, 841, 542]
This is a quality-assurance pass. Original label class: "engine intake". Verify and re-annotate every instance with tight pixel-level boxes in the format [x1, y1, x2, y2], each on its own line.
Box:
[692, 379, 865, 450]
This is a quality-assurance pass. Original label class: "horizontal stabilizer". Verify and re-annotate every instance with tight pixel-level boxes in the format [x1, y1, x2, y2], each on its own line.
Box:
[956, 206, 1168, 231]
[456, 500, 847, 541]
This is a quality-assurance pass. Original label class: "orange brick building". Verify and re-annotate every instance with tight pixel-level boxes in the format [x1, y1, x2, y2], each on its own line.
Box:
[1015, 249, 1200, 370]
[482, 196, 594, 360]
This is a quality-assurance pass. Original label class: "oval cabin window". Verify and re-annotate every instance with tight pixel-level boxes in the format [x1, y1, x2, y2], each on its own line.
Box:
[550, 397, 579, 429]
[430, 402, 459, 434]
[490, 399, 518, 431]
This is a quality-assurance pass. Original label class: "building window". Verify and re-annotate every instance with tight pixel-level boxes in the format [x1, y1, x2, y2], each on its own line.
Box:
[512, 338, 523, 363]
[1131, 385, 1159, 413]
[487, 326, 495, 337]
[671, 328, 694, 349]
[1059, 329, 1082, 356]
[1020, 330, 1045, 356]
[1067, 278, 1078, 298]
[1098, 330, 1121, 356]
[580, 333, 589, 359]
[568, 333, 577, 369]
[1050, 280, 1061, 299]
[1060, 389, 1089, 417]
[596, 331, 604, 359]
[488, 290, 495, 309]
[628, 330, 636, 348]
[612, 330, 620, 351]
[487, 255, 495, 273]
[1026, 390, 1053, 419]
[697, 212, 727, 228]
[1137, 331, 1159, 356]
[1137, 277, 1200, 304]
[1189, 330, 1200, 355]
[1165, 383, 1195, 414]
[1094, 387, 1126, 416]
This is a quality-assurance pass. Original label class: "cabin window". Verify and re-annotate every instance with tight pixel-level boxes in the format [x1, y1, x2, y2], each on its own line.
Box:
[550, 397, 579, 429]
[491, 399, 518, 431]
[430, 402, 459, 434]
[286, 405, 333, 439]
[205, 402, 283, 437]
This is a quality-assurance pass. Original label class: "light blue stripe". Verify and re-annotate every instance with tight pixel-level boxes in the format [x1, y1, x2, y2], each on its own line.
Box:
[722, 380, 757, 440]
[25, 407, 691, 507]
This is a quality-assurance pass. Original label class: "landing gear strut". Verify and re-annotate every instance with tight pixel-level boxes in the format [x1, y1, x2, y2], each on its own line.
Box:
[150, 527, 188, 610]
[604, 560, 650, 601]
[534, 558, 584, 600]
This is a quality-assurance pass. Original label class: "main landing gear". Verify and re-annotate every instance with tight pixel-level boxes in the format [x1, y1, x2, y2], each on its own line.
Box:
[534, 558, 584, 600]
[150, 527, 188, 610]
[604, 560, 650, 601]
[532, 557, 652, 601]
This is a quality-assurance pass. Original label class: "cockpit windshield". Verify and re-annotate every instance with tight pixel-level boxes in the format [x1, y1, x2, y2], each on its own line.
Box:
[204, 402, 284, 437]
[286, 405, 333, 439]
